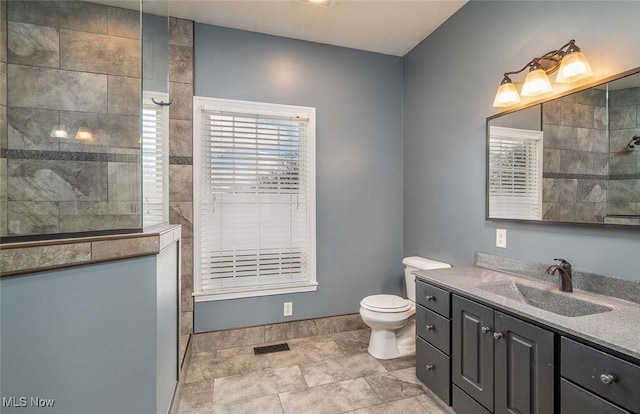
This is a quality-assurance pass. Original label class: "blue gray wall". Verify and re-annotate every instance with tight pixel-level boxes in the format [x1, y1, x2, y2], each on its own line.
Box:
[403, 1, 640, 281]
[1, 257, 157, 414]
[193, 24, 403, 332]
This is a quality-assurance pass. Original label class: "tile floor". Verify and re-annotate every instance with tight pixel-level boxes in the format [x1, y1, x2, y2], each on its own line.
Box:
[178, 328, 451, 414]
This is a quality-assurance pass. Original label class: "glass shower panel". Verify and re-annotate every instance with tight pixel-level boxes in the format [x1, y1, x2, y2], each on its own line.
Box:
[1, 0, 145, 240]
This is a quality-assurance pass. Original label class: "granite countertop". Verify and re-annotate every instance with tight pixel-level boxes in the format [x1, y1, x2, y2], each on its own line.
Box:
[415, 266, 640, 362]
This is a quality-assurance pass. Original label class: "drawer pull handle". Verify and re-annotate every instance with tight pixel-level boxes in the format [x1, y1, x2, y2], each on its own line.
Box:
[425, 325, 434, 331]
[600, 374, 616, 385]
[426, 295, 435, 301]
[493, 332, 504, 340]
[481, 326, 491, 334]
[426, 364, 434, 371]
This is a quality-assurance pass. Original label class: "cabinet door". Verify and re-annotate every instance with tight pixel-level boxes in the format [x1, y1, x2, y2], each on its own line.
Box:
[494, 312, 554, 414]
[452, 295, 495, 412]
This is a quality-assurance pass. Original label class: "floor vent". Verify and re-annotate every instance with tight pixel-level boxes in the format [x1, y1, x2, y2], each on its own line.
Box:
[253, 343, 290, 355]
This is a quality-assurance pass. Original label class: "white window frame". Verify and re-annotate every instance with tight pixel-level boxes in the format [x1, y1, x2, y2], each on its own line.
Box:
[193, 96, 317, 302]
[488, 126, 543, 220]
[142, 91, 170, 227]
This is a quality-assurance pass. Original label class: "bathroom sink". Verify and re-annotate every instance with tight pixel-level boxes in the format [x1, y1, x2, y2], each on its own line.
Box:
[480, 281, 613, 317]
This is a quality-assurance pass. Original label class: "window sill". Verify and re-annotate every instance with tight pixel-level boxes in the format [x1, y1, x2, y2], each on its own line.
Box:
[193, 281, 318, 302]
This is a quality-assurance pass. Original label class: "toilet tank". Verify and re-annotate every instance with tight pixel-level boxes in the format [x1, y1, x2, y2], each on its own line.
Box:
[403, 257, 451, 302]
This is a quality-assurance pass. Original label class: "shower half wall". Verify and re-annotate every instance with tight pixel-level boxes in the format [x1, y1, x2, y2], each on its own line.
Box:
[0, 0, 146, 239]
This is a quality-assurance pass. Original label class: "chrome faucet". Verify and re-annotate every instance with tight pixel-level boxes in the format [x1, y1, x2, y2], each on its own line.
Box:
[546, 258, 573, 292]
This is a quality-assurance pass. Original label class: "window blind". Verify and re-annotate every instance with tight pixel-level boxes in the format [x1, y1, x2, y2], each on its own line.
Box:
[489, 126, 543, 220]
[142, 96, 168, 227]
[197, 108, 312, 293]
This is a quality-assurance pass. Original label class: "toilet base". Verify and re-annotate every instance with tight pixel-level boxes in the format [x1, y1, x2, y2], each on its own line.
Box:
[367, 319, 416, 360]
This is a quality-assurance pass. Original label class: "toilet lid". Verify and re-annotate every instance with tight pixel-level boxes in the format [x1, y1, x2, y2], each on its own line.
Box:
[360, 295, 412, 312]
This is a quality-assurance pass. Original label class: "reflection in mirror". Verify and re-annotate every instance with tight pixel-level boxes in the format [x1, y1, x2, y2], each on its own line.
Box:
[487, 69, 640, 226]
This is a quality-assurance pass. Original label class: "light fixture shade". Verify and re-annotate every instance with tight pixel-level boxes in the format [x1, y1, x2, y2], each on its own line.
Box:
[520, 68, 553, 97]
[555, 51, 593, 83]
[493, 82, 521, 107]
[75, 126, 95, 142]
[50, 125, 68, 139]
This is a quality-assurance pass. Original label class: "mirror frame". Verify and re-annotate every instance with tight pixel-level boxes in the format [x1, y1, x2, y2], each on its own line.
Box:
[485, 66, 640, 229]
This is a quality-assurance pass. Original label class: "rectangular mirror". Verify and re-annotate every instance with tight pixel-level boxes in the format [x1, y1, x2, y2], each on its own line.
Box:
[487, 68, 640, 227]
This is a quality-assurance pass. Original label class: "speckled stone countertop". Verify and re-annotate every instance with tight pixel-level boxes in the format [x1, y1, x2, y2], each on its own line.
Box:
[415, 266, 640, 362]
[1, 224, 181, 277]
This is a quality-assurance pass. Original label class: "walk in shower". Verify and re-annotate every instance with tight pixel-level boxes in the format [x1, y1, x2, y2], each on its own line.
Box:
[0, 0, 170, 241]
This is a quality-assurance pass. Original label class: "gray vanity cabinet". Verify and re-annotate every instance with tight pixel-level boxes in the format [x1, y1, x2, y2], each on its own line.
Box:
[450, 295, 554, 414]
[452, 295, 495, 411]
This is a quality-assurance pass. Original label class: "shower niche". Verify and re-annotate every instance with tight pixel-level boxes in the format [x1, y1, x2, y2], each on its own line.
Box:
[0, 0, 170, 241]
[486, 68, 640, 227]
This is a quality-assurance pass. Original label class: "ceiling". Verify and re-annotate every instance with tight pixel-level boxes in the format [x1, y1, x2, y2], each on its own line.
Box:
[97, 0, 467, 57]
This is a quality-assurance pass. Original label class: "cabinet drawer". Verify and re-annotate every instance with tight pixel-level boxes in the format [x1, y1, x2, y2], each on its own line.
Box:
[561, 337, 640, 412]
[453, 385, 491, 414]
[416, 336, 450, 405]
[416, 305, 450, 354]
[561, 379, 631, 414]
[416, 280, 450, 317]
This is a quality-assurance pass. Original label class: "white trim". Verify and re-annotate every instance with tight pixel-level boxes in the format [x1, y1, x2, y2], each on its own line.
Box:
[193, 282, 318, 302]
[193, 96, 317, 302]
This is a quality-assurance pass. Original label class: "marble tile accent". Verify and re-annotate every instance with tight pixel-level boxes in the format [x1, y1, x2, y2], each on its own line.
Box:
[267, 337, 344, 368]
[108, 75, 140, 116]
[170, 202, 193, 238]
[301, 353, 386, 387]
[60, 30, 140, 77]
[181, 237, 193, 276]
[364, 368, 428, 403]
[169, 82, 193, 120]
[7, 107, 60, 151]
[610, 87, 640, 108]
[8, 21, 59, 68]
[1, 202, 7, 237]
[574, 88, 606, 107]
[192, 351, 270, 380]
[178, 379, 214, 413]
[329, 314, 368, 333]
[182, 311, 194, 335]
[0, 242, 91, 273]
[607, 202, 637, 216]
[610, 128, 640, 151]
[170, 18, 193, 47]
[542, 202, 575, 222]
[0, 62, 6, 106]
[415, 393, 452, 413]
[91, 236, 159, 260]
[169, 44, 193, 84]
[107, 6, 139, 39]
[59, 213, 140, 233]
[214, 394, 283, 414]
[0, 0, 6, 63]
[315, 316, 331, 335]
[7, 201, 59, 235]
[0, 158, 6, 202]
[107, 162, 140, 202]
[193, 326, 265, 354]
[542, 178, 577, 203]
[1, 105, 7, 150]
[279, 377, 382, 414]
[574, 202, 605, 223]
[8, 159, 108, 202]
[60, 113, 140, 152]
[265, 319, 319, 342]
[609, 179, 640, 203]
[169, 119, 193, 157]
[7, 1, 108, 34]
[609, 106, 637, 130]
[609, 151, 638, 175]
[169, 164, 193, 201]
[577, 179, 607, 203]
[8, 64, 107, 112]
[182, 275, 194, 312]
[213, 365, 306, 404]
[334, 332, 369, 356]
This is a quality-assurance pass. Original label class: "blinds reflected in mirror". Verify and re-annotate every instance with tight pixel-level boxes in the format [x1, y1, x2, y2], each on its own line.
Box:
[142, 92, 169, 227]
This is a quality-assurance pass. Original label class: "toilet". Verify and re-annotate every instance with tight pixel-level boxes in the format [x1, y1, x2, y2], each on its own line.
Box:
[359, 256, 451, 359]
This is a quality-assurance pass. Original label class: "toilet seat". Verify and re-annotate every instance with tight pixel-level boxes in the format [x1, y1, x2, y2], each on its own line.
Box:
[360, 294, 412, 313]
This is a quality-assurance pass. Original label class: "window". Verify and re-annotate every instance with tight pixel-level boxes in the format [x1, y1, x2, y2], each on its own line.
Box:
[193, 97, 316, 301]
[489, 126, 543, 220]
[142, 92, 169, 227]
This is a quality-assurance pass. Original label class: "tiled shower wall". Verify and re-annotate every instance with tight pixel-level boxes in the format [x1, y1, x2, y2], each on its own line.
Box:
[167, 17, 194, 336]
[541, 89, 608, 223]
[608, 87, 640, 216]
[1, 1, 141, 237]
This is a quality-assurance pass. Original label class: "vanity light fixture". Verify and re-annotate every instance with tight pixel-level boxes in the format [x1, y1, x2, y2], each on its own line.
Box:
[300, 0, 335, 6]
[493, 39, 593, 107]
[49, 124, 68, 139]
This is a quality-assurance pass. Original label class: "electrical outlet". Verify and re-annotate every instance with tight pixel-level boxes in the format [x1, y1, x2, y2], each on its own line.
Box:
[496, 229, 507, 248]
[283, 302, 293, 317]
